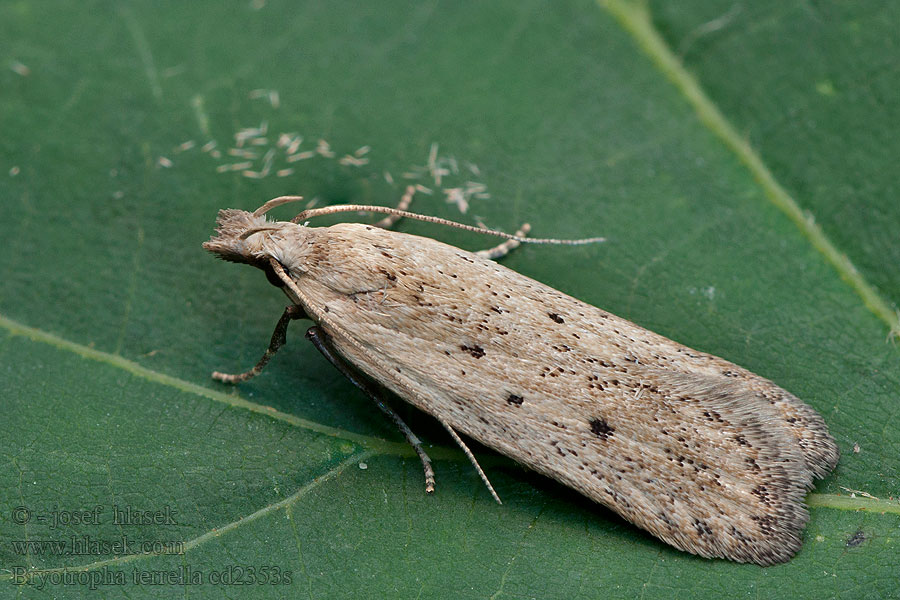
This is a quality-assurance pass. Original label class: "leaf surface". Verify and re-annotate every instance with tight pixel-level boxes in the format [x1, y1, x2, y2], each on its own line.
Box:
[1, 1, 897, 597]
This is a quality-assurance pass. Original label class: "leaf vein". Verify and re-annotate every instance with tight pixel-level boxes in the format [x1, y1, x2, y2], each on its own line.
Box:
[0, 451, 373, 582]
[600, 0, 899, 336]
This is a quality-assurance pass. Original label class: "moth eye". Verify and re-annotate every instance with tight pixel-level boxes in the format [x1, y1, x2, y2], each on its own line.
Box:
[263, 262, 287, 288]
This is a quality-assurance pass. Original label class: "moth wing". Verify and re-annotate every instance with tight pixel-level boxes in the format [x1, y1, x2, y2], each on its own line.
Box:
[294, 224, 834, 565]
[512, 369, 814, 565]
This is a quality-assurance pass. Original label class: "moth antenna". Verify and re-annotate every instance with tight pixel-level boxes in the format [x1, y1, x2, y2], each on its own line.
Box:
[476, 223, 531, 260]
[441, 422, 502, 505]
[290, 203, 605, 246]
[253, 196, 305, 217]
[373, 185, 416, 229]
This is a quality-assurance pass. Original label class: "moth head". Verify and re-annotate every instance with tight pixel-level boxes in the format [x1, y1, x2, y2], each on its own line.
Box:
[203, 208, 293, 270]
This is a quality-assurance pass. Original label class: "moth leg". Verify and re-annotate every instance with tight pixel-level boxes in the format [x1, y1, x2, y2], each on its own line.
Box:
[372, 185, 415, 229]
[475, 223, 530, 260]
[440, 422, 502, 505]
[212, 304, 307, 383]
[305, 326, 436, 494]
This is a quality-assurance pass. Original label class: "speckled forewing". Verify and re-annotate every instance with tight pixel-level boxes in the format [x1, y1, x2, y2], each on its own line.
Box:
[284, 223, 838, 565]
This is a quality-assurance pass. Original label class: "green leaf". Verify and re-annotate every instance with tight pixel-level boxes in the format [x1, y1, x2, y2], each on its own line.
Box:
[1, 1, 897, 598]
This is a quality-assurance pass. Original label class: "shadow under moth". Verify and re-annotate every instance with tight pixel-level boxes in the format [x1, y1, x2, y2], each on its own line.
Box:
[203, 191, 838, 566]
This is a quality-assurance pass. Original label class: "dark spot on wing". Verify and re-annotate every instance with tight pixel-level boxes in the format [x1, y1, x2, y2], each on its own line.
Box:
[693, 519, 713, 536]
[460, 344, 485, 358]
[589, 417, 614, 440]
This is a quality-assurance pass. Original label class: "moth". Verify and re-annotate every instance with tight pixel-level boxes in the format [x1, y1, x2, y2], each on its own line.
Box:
[203, 191, 839, 566]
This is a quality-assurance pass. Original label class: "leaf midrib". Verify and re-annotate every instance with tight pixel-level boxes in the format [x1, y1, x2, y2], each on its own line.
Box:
[0, 313, 405, 455]
[600, 0, 899, 335]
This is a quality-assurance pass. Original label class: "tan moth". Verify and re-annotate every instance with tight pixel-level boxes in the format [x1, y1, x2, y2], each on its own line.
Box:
[203, 191, 838, 566]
